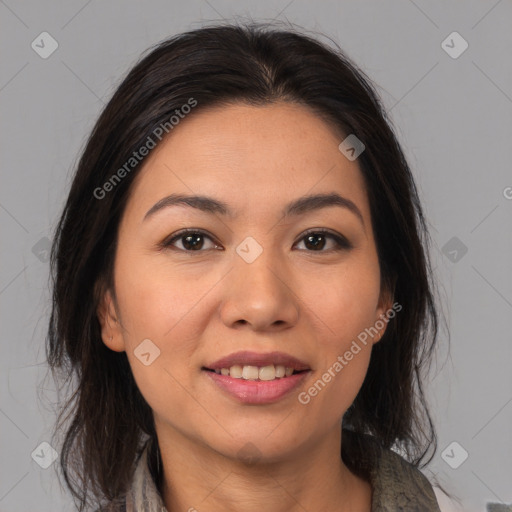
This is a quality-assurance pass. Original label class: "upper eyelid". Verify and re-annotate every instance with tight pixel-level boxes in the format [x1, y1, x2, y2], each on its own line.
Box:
[162, 228, 350, 249]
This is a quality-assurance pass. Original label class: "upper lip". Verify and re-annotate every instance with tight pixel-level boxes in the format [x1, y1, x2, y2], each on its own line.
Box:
[204, 351, 311, 371]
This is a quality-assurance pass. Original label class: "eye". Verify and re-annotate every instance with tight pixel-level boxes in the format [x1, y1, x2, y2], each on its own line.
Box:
[294, 229, 352, 252]
[160, 228, 352, 253]
[161, 229, 221, 252]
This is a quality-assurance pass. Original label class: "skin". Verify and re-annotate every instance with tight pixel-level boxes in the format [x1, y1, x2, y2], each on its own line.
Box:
[98, 101, 393, 512]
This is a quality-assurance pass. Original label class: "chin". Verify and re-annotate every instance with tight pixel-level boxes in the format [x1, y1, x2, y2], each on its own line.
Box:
[204, 429, 306, 466]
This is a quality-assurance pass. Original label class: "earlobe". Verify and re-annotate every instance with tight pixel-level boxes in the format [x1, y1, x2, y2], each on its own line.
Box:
[373, 284, 395, 344]
[97, 289, 125, 352]
[373, 313, 388, 344]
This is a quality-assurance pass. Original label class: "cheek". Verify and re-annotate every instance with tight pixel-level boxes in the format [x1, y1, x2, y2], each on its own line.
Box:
[296, 257, 380, 413]
[305, 256, 382, 348]
[115, 267, 206, 424]
[113, 255, 220, 408]
[114, 253, 214, 342]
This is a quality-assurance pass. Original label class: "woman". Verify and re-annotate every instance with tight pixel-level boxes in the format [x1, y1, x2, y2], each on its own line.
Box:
[47, 22, 450, 511]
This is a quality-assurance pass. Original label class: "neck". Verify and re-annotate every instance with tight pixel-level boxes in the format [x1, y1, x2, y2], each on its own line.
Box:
[155, 423, 372, 512]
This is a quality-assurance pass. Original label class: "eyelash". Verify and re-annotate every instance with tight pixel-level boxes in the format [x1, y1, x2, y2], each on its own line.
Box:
[159, 228, 352, 253]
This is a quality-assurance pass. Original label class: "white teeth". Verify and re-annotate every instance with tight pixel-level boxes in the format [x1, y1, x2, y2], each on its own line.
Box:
[275, 365, 285, 378]
[258, 365, 276, 381]
[213, 364, 299, 380]
[242, 365, 259, 380]
[230, 365, 243, 379]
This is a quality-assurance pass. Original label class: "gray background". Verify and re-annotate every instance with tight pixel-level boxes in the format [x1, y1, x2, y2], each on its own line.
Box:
[1, 1, 511, 511]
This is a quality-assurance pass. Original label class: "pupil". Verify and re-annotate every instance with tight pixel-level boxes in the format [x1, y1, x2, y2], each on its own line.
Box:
[305, 234, 325, 250]
[180, 233, 327, 251]
[183, 234, 203, 250]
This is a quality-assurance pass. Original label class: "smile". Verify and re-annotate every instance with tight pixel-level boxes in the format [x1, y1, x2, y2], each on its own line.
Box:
[202, 366, 311, 404]
[204, 364, 306, 381]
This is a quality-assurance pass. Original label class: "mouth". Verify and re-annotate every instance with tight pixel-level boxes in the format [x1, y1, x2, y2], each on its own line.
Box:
[202, 365, 309, 381]
[202, 368, 310, 404]
[202, 350, 312, 404]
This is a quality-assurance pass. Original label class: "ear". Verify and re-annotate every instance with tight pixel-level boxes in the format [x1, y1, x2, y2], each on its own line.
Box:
[372, 277, 397, 344]
[97, 288, 125, 352]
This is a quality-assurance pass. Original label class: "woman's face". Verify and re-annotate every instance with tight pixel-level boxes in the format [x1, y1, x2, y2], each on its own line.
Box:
[100, 101, 391, 461]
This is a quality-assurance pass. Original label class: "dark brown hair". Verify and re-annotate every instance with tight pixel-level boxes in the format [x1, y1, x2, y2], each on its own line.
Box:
[47, 21, 449, 510]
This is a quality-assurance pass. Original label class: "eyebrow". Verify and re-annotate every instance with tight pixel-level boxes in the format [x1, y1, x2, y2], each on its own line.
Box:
[143, 192, 365, 228]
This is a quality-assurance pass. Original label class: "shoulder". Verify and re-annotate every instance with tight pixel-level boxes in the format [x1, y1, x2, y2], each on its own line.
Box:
[93, 439, 166, 512]
[347, 430, 442, 511]
[93, 503, 127, 512]
[372, 446, 441, 510]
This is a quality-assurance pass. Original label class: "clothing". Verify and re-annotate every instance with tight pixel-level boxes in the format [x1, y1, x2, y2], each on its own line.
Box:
[100, 434, 442, 512]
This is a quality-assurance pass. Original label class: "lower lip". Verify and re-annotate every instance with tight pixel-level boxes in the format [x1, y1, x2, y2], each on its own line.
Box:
[203, 370, 310, 404]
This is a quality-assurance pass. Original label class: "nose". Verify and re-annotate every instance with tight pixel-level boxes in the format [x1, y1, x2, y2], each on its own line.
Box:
[219, 247, 300, 332]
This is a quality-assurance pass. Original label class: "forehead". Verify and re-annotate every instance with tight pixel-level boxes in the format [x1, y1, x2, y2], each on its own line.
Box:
[124, 101, 370, 223]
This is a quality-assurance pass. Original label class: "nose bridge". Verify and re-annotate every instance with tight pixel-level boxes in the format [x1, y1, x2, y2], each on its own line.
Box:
[220, 236, 299, 329]
[238, 246, 282, 294]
